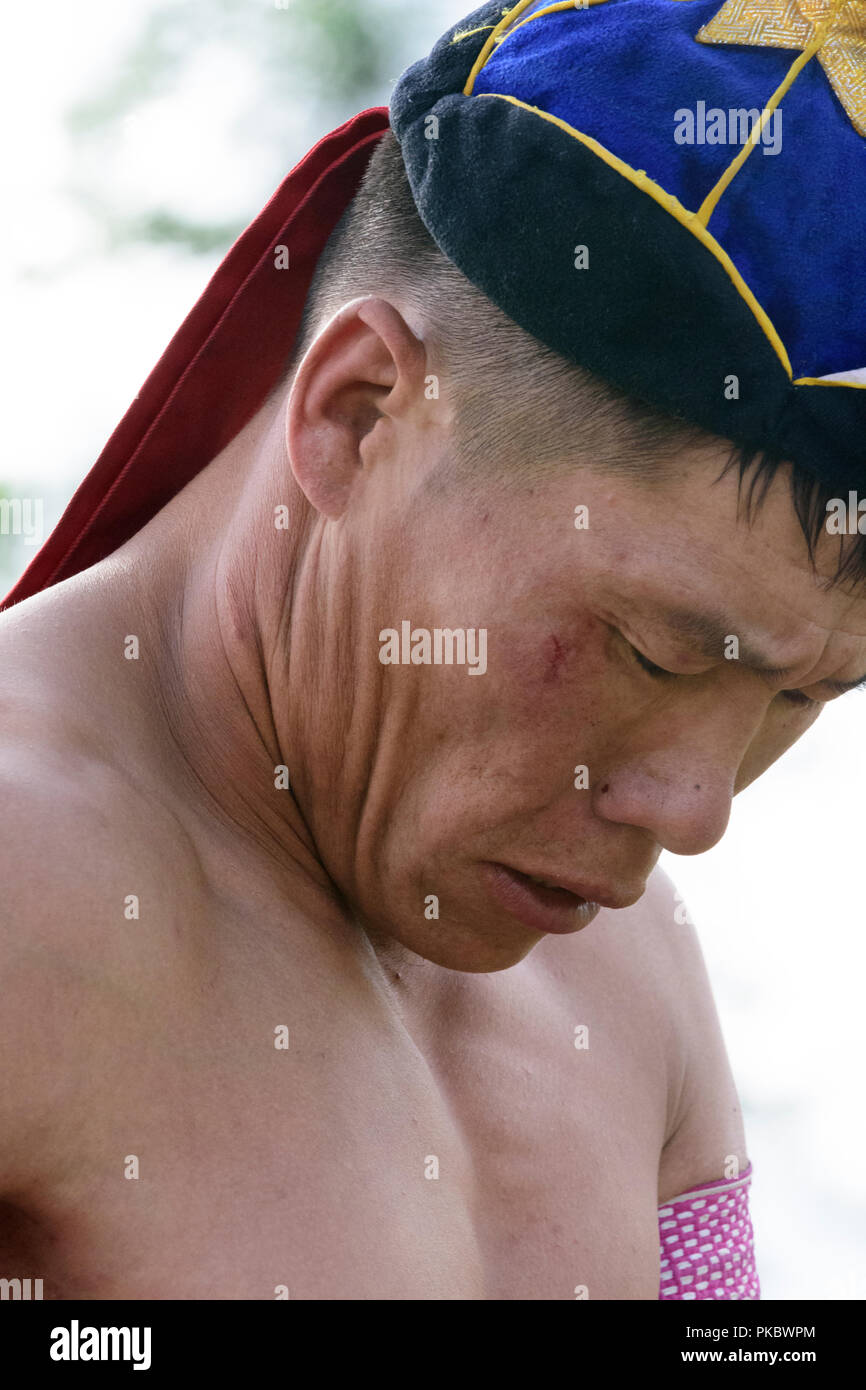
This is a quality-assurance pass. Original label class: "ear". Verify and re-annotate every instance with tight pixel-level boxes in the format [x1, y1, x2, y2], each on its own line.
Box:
[285, 296, 430, 520]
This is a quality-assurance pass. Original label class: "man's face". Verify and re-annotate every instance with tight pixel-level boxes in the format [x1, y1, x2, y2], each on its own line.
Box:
[301, 428, 866, 973]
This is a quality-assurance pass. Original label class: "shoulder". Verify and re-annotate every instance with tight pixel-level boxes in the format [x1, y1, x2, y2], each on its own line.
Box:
[0, 693, 158, 953]
[0, 709, 195, 1196]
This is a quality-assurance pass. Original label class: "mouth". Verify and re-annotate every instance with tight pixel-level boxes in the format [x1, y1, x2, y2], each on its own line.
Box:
[480, 862, 606, 936]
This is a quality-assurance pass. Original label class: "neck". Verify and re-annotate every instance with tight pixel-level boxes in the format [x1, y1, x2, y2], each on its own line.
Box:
[84, 394, 345, 910]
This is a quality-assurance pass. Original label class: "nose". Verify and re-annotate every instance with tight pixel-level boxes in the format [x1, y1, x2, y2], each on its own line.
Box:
[594, 755, 735, 856]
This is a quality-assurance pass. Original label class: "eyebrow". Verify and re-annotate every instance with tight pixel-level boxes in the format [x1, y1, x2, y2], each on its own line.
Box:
[656, 606, 866, 695]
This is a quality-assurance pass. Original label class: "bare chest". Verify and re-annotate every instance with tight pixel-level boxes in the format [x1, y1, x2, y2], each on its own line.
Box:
[14, 943, 668, 1301]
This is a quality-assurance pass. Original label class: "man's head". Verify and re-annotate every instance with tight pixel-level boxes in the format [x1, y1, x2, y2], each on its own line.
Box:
[220, 131, 866, 973]
[288, 131, 866, 585]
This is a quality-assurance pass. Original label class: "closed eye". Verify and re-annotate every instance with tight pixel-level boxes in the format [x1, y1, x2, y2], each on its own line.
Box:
[630, 644, 675, 680]
[777, 689, 819, 708]
[627, 638, 819, 708]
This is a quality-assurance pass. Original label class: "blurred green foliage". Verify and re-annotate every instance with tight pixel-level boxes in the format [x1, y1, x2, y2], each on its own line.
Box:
[68, 0, 396, 133]
[65, 0, 423, 254]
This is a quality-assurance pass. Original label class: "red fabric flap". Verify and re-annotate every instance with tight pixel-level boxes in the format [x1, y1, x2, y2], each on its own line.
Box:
[4, 106, 390, 608]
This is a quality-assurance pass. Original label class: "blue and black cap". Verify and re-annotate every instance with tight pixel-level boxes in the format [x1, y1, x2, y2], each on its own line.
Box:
[391, 0, 866, 487]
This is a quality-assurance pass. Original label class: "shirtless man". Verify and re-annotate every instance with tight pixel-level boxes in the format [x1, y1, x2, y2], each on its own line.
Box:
[3, 20, 866, 1298]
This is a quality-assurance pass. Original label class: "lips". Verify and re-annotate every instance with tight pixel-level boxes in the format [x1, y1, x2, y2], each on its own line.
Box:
[480, 862, 605, 936]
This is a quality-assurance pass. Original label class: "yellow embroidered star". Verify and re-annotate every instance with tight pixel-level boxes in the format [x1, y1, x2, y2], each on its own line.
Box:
[686, 0, 866, 135]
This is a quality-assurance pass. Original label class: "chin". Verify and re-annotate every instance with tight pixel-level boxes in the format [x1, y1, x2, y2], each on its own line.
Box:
[381, 917, 541, 974]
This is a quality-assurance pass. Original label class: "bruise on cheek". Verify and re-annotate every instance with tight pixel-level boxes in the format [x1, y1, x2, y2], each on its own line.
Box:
[542, 632, 567, 684]
[501, 620, 609, 730]
[537, 614, 611, 694]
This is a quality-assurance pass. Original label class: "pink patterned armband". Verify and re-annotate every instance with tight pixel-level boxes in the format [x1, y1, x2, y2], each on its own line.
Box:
[658, 1163, 760, 1300]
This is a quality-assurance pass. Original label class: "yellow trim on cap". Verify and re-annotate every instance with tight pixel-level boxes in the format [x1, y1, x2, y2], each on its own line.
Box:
[464, 0, 609, 86]
[794, 376, 866, 387]
[696, 0, 848, 225]
[464, 0, 538, 97]
[452, 25, 499, 43]
[477, 91, 794, 377]
[501, 0, 609, 45]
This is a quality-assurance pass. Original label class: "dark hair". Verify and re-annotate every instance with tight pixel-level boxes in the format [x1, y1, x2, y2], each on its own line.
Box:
[288, 130, 866, 587]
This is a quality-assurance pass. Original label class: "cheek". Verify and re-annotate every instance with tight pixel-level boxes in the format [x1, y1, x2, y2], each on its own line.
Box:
[735, 703, 822, 791]
[500, 617, 613, 728]
[540, 615, 613, 689]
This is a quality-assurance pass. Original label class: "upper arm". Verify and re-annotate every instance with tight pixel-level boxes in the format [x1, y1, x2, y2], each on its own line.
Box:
[0, 771, 85, 1197]
[0, 729, 205, 1202]
[0, 748, 138, 1200]
[648, 868, 748, 1203]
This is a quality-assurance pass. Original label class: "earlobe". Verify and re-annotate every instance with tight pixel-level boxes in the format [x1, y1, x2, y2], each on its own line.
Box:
[285, 409, 358, 521]
[285, 296, 426, 521]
